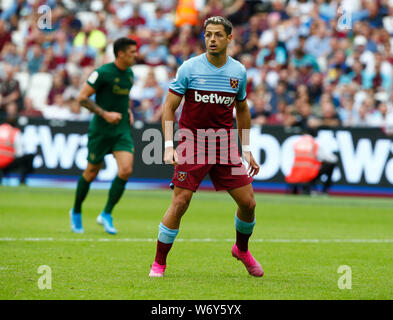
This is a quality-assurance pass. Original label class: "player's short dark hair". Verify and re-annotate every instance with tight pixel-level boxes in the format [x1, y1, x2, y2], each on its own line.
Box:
[204, 16, 233, 36]
[113, 37, 137, 57]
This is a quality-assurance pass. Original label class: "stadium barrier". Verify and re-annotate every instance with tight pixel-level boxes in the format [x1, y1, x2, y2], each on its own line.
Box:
[5, 117, 393, 196]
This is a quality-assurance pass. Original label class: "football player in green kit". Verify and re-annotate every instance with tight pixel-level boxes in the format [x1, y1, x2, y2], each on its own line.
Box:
[70, 38, 138, 235]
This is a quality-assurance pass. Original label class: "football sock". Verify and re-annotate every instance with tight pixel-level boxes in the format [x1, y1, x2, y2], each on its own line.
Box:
[73, 175, 91, 214]
[104, 176, 128, 214]
[235, 214, 256, 252]
[155, 222, 179, 265]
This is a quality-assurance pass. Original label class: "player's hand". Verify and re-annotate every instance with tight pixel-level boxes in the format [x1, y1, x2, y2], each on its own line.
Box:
[243, 151, 260, 177]
[103, 111, 122, 124]
[164, 146, 179, 166]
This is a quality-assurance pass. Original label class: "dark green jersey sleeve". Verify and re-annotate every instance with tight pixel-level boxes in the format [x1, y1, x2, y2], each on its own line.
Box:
[86, 69, 105, 91]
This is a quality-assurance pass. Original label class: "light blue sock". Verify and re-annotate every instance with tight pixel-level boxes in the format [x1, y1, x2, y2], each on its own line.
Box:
[158, 222, 179, 244]
[235, 214, 255, 235]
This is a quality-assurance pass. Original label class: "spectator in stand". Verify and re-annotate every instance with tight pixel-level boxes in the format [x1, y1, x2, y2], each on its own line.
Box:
[304, 19, 332, 59]
[139, 35, 169, 66]
[105, 15, 129, 42]
[1, 42, 23, 70]
[268, 80, 294, 115]
[199, 0, 225, 23]
[63, 74, 81, 101]
[174, 43, 194, 66]
[123, 5, 146, 28]
[268, 99, 289, 125]
[320, 101, 341, 127]
[287, 0, 315, 18]
[0, 0, 31, 22]
[47, 72, 66, 106]
[19, 96, 43, 118]
[307, 73, 323, 105]
[113, 0, 134, 22]
[174, 0, 199, 28]
[367, 100, 393, 128]
[337, 92, 356, 127]
[73, 20, 107, 64]
[26, 44, 44, 74]
[256, 34, 287, 68]
[0, 19, 12, 52]
[240, 54, 261, 94]
[170, 24, 198, 60]
[52, 30, 73, 68]
[289, 99, 318, 129]
[153, 0, 176, 13]
[145, 6, 175, 42]
[290, 46, 320, 72]
[295, 84, 310, 105]
[223, 0, 247, 26]
[0, 64, 23, 115]
[353, 105, 370, 127]
[0, 0, 390, 129]
[250, 94, 270, 126]
[352, 35, 376, 75]
[130, 68, 164, 122]
[42, 93, 71, 120]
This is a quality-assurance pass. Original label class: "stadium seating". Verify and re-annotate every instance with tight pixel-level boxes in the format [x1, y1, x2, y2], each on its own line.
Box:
[14, 72, 30, 95]
[132, 64, 168, 84]
[26, 73, 53, 110]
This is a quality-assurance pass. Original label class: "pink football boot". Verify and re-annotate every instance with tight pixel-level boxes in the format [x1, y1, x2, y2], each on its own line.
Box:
[149, 261, 166, 277]
[231, 244, 264, 277]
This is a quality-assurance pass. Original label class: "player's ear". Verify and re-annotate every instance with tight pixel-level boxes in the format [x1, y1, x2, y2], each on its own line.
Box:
[227, 33, 233, 43]
[118, 50, 125, 59]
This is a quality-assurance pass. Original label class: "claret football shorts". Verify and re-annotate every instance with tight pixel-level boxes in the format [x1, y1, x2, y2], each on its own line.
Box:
[171, 162, 253, 192]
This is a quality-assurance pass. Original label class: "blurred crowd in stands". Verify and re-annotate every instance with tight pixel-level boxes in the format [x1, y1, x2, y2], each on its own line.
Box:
[1, 0, 393, 130]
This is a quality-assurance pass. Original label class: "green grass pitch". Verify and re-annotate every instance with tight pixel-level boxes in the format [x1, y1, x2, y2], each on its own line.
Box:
[0, 186, 392, 300]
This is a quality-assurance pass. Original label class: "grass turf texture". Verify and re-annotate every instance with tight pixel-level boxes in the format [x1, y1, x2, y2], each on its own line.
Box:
[0, 186, 392, 300]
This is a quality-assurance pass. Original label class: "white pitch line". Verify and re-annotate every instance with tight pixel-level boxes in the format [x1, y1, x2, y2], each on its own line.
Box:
[0, 238, 393, 243]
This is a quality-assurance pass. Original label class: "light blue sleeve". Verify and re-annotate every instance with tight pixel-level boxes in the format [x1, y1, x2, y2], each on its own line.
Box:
[236, 68, 247, 101]
[169, 61, 189, 95]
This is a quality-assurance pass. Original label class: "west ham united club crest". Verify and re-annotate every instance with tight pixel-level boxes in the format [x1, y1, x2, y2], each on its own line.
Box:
[230, 78, 239, 89]
[177, 171, 187, 182]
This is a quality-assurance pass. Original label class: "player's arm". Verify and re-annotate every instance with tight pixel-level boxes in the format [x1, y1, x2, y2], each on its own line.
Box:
[162, 91, 183, 165]
[128, 99, 134, 126]
[77, 83, 122, 124]
[235, 99, 260, 177]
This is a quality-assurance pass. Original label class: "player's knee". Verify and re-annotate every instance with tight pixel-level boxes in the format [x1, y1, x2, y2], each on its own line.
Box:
[173, 194, 191, 214]
[118, 166, 132, 179]
[240, 197, 256, 215]
[84, 167, 99, 182]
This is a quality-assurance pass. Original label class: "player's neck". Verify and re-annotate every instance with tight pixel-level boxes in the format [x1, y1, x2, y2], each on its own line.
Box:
[114, 59, 128, 71]
[206, 52, 228, 68]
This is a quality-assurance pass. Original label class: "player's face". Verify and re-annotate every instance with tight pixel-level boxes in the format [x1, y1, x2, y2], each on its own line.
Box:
[120, 45, 138, 66]
[204, 24, 232, 56]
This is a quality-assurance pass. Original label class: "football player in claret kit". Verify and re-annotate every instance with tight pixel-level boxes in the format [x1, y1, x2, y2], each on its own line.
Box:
[149, 16, 263, 277]
[69, 38, 138, 235]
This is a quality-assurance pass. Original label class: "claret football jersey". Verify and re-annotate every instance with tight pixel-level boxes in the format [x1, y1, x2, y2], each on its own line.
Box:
[169, 53, 247, 131]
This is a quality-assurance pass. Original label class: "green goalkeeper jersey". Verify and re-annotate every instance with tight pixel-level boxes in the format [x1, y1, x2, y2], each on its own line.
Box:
[86, 62, 134, 135]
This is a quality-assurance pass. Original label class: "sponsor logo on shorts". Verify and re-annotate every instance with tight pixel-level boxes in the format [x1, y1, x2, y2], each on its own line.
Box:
[177, 171, 187, 182]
